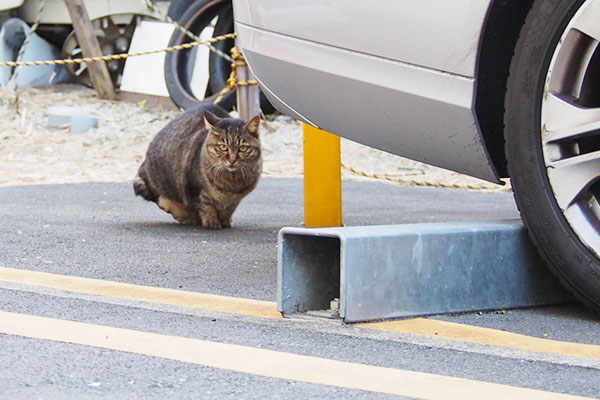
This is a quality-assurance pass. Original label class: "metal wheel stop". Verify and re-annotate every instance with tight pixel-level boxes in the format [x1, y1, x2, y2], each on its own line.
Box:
[278, 220, 572, 323]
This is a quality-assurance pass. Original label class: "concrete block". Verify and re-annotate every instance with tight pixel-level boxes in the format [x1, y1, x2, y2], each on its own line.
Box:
[47, 106, 99, 134]
[70, 114, 99, 134]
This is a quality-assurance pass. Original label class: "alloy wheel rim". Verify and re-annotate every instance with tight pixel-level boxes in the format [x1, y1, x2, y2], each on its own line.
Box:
[542, 0, 600, 258]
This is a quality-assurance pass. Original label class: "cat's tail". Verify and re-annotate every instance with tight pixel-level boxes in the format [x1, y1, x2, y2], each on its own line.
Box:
[133, 174, 158, 202]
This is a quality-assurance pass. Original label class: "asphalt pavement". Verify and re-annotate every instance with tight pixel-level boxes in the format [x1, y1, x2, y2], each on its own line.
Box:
[0, 178, 521, 300]
[0, 177, 598, 399]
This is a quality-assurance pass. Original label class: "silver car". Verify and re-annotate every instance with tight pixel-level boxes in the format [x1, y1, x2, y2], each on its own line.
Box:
[232, 0, 600, 313]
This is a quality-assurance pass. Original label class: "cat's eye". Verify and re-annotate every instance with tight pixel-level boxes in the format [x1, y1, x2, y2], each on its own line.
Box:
[217, 144, 228, 152]
[239, 145, 249, 153]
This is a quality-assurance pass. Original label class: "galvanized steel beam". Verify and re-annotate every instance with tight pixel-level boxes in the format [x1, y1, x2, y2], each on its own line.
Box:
[278, 221, 572, 323]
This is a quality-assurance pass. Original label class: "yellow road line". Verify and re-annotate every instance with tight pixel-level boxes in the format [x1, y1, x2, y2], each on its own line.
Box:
[2, 266, 599, 364]
[360, 318, 600, 361]
[0, 267, 280, 319]
[0, 310, 592, 400]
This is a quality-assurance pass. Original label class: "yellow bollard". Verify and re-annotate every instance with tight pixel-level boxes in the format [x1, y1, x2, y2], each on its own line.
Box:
[303, 123, 342, 227]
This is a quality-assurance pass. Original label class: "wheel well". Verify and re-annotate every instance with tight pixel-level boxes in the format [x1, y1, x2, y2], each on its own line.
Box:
[475, 0, 535, 178]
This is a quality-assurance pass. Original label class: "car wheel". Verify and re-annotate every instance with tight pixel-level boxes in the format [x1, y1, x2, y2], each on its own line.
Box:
[61, 14, 142, 89]
[167, 0, 196, 22]
[207, 5, 275, 114]
[505, 0, 600, 312]
[164, 0, 274, 113]
[164, 0, 236, 110]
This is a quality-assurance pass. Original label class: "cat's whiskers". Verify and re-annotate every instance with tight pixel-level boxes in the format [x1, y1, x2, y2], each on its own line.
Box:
[239, 165, 247, 181]
[205, 164, 219, 176]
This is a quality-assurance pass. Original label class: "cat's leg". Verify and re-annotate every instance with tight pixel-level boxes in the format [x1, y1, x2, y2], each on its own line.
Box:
[157, 196, 202, 225]
[220, 216, 232, 229]
[196, 192, 222, 229]
[133, 174, 158, 203]
[217, 205, 238, 229]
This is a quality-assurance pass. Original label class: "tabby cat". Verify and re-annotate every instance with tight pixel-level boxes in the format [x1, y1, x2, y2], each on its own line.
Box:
[133, 103, 262, 229]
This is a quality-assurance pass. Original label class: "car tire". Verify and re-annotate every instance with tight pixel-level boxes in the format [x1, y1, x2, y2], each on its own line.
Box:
[167, 0, 196, 22]
[164, 0, 236, 110]
[206, 2, 234, 97]
[207, 6, 275, 114]
[164, 0, 274, 113]
[505, 0, 600, 313]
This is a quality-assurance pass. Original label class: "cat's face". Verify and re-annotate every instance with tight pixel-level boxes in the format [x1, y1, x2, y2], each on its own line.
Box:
[203, 114, 261, 173]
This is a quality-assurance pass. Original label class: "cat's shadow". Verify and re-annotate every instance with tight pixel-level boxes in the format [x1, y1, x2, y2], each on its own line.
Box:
[126, 220, 279, 234]
[128, 220, 205, 231]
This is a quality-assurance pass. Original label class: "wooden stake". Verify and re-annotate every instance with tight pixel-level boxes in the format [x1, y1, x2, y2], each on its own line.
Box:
[64, 0, 117, 100]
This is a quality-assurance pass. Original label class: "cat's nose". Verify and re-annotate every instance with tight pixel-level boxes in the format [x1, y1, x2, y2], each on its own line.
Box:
[226, 160, 238, 171]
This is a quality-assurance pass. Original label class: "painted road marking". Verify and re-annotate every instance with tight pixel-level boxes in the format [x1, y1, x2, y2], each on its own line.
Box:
[359, 318, 600, 361]
[2, 266, 599, 363]
[0, 266, 280, 319]
[0, 310, 593, 400]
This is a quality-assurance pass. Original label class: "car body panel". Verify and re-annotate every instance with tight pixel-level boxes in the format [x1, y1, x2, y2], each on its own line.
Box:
[233, 0, 502, 183]
[233, 0, 491, 78]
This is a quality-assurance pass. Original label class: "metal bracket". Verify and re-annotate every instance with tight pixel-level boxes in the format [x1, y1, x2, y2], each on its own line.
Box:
[278, 221, 572, 323]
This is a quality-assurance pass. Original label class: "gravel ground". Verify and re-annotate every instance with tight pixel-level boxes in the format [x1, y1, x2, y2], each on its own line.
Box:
[0, 84, 510, 191]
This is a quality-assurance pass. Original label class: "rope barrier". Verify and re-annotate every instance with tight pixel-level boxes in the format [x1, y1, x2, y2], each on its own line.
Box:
[213, 46, 258, 104]
[341, 163, 512, 191]
[0, 33, 238, 67]
[144, 0, 235, 63]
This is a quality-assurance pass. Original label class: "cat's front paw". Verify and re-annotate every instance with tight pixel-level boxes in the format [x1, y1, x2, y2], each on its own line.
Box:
[202, 215, 222, 230]
[220, 217, 232, 229]
[177, 216, 202, 225]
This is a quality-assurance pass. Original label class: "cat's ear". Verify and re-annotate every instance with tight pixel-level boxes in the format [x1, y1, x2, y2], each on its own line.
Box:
[244, 116, 260, 138]
[204, 111, 221, 134]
